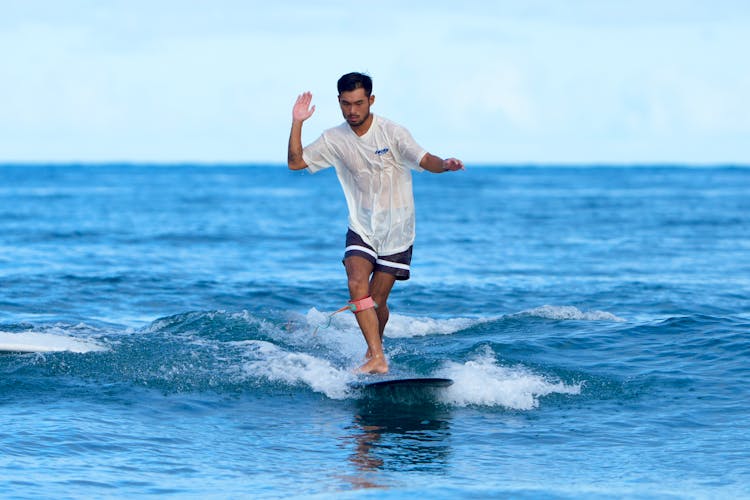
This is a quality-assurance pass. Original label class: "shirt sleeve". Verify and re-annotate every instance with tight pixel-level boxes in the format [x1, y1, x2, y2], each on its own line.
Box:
[302, 133, 336, 174]
[394, 125, 427, 172]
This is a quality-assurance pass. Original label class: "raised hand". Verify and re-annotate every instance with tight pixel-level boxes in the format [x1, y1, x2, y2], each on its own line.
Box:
[292, 92, 316, 123]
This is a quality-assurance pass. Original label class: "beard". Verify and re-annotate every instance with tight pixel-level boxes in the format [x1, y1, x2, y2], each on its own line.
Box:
[346, 112, 370, 128]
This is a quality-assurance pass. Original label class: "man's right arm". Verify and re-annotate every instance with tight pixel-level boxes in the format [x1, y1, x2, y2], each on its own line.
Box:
[287, 92, 316, 171]
[288, 121, 307, 170]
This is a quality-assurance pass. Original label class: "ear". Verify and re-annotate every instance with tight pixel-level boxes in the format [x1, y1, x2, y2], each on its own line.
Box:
[369, 94, 375, 106]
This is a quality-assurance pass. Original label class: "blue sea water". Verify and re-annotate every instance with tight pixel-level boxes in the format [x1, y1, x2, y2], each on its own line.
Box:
[1, 164, 749, 498]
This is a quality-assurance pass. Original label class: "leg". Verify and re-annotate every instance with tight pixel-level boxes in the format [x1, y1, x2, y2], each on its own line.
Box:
[345, 256, 388, 374]
[369, 271, 397, 344]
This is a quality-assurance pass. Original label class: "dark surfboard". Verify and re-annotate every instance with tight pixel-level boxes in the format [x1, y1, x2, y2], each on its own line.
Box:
[358, 377, 454, 389]
[350, 377, 453, 404]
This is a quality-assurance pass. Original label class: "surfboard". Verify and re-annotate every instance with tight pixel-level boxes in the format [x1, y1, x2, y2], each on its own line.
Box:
[351, 377, 453, 390]
[0, 332, 106, 354]
[350, 377, 453, 404]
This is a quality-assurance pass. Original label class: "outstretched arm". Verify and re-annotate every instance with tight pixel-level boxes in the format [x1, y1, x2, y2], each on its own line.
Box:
[288, 92, 316, 170]
[419, 153, 464, 174]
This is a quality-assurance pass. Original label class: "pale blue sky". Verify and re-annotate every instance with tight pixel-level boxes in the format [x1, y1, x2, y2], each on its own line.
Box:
[2, 0, 748, 164]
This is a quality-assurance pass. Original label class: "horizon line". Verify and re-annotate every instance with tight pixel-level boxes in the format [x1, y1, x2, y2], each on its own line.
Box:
[1, 162, 749, 169]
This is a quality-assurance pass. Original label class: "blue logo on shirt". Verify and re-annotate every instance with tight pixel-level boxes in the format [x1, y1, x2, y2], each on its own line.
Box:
[375, 148, 390, 156]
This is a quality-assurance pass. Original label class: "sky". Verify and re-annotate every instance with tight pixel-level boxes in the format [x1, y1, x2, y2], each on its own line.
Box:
[2, 0, 749, 165]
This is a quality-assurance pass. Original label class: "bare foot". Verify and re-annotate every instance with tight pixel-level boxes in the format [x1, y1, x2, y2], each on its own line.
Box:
[364, 348, 372, 360]
[357, 355, 389, 374]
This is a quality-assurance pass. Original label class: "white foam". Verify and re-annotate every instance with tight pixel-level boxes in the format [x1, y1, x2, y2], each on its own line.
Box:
[0, 331, 107, 353]
[302, 308, 365, 359]
[382, 313, 480, 338]
[233, 340, 355, 399]
[518, 305, 625, 322]
[304, 307, 480, 340]
[302, 305, 622, 348]
[438, 349, 582, 410]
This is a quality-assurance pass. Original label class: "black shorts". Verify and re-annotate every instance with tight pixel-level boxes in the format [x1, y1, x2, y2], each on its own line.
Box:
[343, 229, 413, 281]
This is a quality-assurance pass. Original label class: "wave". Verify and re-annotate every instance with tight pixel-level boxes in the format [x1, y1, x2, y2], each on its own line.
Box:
[195, 311, 586, 407]
[437, 347, 582, 410]
[230, 340, 355, 399]
[515, 305, 626, 322]
[226, 339, 583, 408]
[306, 304, 625, 340]
[1, 309, 597, 408]
[303, 307, 480, 340]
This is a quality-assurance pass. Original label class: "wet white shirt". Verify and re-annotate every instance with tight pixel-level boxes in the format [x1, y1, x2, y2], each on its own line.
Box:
[302, 114, 427, 255]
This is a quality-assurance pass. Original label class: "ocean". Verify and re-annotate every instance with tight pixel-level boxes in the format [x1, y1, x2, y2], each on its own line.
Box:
[1, 164, 748, 498]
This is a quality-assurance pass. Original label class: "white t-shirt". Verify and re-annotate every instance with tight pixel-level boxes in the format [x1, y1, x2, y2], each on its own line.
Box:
[302, 114, 427, 255]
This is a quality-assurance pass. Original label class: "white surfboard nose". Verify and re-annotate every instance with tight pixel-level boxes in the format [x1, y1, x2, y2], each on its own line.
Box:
[0, 331, 106, 353]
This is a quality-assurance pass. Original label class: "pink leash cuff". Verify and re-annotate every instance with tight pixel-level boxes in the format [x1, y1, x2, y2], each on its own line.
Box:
[348, 296, 377, 313]
[311, 296, 379, 335]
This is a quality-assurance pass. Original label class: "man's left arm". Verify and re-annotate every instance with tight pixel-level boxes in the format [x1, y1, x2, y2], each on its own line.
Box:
[419, 153, 464, 174]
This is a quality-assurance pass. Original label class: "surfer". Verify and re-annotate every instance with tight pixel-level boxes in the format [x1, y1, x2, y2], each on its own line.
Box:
[287, 72, 463, 374]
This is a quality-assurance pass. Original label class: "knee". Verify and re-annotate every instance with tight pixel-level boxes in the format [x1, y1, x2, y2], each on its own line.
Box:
[347, 275, 370, 295]
[372, 295, 388, 311]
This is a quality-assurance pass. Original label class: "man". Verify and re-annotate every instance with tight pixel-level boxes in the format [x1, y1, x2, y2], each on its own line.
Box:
[287, 72, 463, 374]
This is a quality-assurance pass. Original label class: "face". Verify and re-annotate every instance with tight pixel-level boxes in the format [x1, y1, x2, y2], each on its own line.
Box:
[338, 88, 374, 127]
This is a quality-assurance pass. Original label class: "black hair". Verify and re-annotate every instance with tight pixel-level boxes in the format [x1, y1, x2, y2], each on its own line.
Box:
[337, 72, 373, 97]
